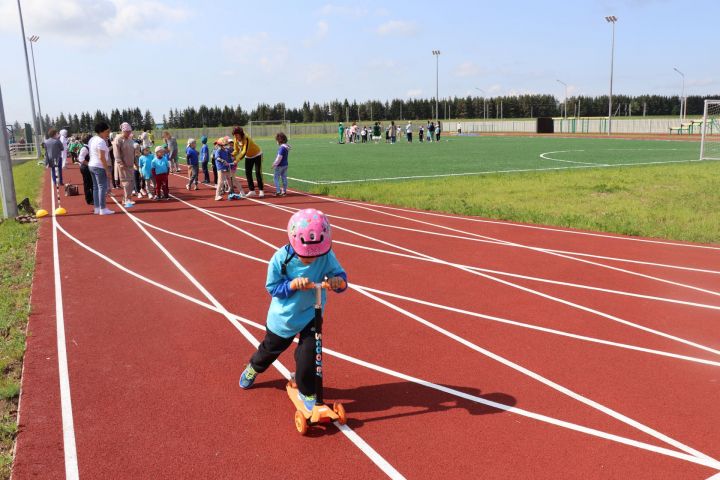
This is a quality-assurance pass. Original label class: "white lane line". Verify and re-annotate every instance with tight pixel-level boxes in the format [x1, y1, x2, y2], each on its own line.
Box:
[169, 194, 720, 357]
[301, 193, 720, 300]
[49, 182, 80, 479]
[337, 199, 720, 252]
[351, 284, 719, 464]
[163, 194, 720, 463]
[539, 150, 603, 165]
[127, 213, 720, 368]
[705, 471, 720, 479]
[55, 222, 720, 471]
[108, 197, 405, 480]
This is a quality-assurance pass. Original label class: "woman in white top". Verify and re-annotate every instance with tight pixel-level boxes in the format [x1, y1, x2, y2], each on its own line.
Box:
[88, 122, 115, 215]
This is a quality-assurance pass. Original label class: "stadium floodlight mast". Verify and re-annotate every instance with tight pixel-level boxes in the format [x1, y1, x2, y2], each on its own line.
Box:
[475, 87, 487, 119]
[16, 0, 41, 157]
[673, 67, 685, 121]
[605, 15, 617, 136]
[432, 50, 440, 126]
[556, 79, 568, 118]
[27, 35, 44, 137]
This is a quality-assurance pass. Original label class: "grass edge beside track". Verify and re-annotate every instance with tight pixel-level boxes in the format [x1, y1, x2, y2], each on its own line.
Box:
[309, 161, 720, 244]
[0, 160, 43, 479]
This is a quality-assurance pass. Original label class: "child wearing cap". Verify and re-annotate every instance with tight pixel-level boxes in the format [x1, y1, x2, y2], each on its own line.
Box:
[239, 209, 347, 412]
[138, 145, 155, 199]
[272, 132, 290, 197]
[151, 146, 170, 200]
[199, 136, 211, 184]
[214, 137, 236, 200]
[186, 138, 199, 190]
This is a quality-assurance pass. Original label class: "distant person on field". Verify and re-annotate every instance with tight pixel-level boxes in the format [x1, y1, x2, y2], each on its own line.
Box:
[88, 122, 115, 215]
[390, 121, 396, 144]
[186, 138, 199, 190]
[272, 132, 290, 197]
[77, 134, 94, 205]
[162, 131, 179, 173]
[232, 126, 264, 197]
[238, 208, 348, 414]
[372, 122, 381, 143]
[427, 121, 434, 142]
[406, 122, 412, 142]
[418, 124, 424, 143]
[200, 135, 211, 184]
[151, 146, 170, 200]
[44, 128, 64, 186]
[457, 122, 462, 134]
[435, 121, 441, 142]
[338, 122, 345, 144]
[361, 126, 368, 143]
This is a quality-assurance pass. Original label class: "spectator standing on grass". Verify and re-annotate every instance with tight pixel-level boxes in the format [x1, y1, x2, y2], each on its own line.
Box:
[372, 122, 381, 144]
[419, 124, 424, 143]
[427, 121, 434, 142]
[272, 132, 290, 197]
[406, 122, 412, 143]
[390, 121, 396, 144]
[44, 128, 64, 186]
[338, 122, 345, 144]
[113, 122, 137, 208]
[162, 131, 179, 173]
[361, 126, 368, 143]
[77, 134, 94, 205]
[141, 129, 153, 149]
[151, 146, 170, 200]
[88, 122, 114, 215]
[186, 138, 200, 190]
[200, 135, 211, 184]
[436, 121, 441, 142]
[232, 126, 264, 197]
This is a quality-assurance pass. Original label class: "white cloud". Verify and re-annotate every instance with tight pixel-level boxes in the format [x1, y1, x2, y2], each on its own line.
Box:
[223, 33, 289, 73]
[304, 20, 329, 47]
[0, 0, 190, 44]
[376, 20, 418, 37]
[316, 4, 368, 17]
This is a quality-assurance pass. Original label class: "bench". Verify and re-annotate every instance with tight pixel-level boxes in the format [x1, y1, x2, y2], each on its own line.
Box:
[669, 123, 692, 134]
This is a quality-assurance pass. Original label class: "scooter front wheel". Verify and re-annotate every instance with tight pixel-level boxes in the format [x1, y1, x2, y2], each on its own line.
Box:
[333, 402, 347, 425]
[294, 410, 308, 435]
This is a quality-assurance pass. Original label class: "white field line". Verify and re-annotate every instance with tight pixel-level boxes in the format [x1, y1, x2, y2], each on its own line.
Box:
[54, 221, 720, 472]
[128, 212, 720, 368]
[165, 194, 720, 463]
[168, 194, 720, 357]
[706, 471, 720, 479]
[295, 192, 720, 300]
[108, 197, 405, 480]
[539, 150, 604, 165]
[336, 199, 720, 252]
[351, 284, 720, 465]
[50, 184, 80, 479]
[167, 194, 720, 311]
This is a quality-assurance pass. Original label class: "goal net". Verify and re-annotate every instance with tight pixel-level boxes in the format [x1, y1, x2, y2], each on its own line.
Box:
[248, 120, 289, 139]
[700, 100, 720, 160]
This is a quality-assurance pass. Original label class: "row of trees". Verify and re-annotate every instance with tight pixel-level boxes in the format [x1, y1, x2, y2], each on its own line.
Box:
[33, 94, 719, 134]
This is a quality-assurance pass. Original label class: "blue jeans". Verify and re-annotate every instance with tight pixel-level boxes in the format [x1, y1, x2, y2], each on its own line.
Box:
[49, 163, 63, 185]
[89, 166, 107, 210]
[273, 165, 288, 192]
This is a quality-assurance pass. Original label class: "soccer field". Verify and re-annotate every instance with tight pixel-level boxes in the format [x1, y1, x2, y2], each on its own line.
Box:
[241, 135, 703, 186]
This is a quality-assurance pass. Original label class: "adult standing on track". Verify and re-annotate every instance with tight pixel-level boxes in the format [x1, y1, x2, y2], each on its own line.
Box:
[163, 131, 179, 173]
[232, 126, 264, 197]
[77, 134, 94, 206]
[43, 128, 64, 186]
[88, 122, 114, 215]
[113, 122, 137, 208]
[59, 129, 69, 169]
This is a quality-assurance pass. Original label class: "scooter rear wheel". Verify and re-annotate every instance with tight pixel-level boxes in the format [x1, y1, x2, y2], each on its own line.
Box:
[294, 410, 308, 435]
[333, 402, 347, 425]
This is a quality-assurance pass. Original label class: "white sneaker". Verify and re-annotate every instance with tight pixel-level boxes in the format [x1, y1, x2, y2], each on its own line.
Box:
[93, 208, 100, 214]
[215, 196, 223, 201]
[258, 191, 264, 198]
[99, 208, 115, 215]
[245, 190, 255, 197]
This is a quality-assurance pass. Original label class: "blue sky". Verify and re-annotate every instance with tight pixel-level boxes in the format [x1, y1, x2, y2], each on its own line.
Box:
[1, 0, 719, 125]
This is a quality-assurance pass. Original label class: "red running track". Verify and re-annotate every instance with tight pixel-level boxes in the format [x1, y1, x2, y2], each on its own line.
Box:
[12, 165, 720, 479]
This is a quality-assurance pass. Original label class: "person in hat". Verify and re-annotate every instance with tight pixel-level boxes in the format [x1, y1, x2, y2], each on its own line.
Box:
[151, 146, 170, 200]
[112, 122, 137, 208]
[199, 135, 211, 184]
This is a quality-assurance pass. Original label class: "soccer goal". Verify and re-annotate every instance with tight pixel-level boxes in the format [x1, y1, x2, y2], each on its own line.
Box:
[248, 120, 289, 139]
[700, 100, 720, 160]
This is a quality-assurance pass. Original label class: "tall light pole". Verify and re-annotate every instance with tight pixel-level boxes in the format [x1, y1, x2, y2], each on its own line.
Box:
[475, 87, 487, 120]
[27, 35, 44, 137]
[673, 67, 685, 121]
[432, 50, 440, 126]
[556, 79, 568, 118]
[605, 15, 617, 136]
[16, 0, 41, 157]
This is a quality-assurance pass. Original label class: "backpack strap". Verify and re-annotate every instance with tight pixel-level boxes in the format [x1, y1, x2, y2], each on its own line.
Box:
[281, 244, 296, 277]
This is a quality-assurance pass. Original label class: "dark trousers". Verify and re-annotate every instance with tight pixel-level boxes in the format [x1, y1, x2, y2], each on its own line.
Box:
[211, 161, 218, 184]
[49, 162, 63, 185]
[245, 154, 263, 191]
[201, 161, 210, 182]
[188, 164, 199, 186]
[79, 163, 93, 205]
[134, 170, 143, 193]
[249, 321, 316, 396]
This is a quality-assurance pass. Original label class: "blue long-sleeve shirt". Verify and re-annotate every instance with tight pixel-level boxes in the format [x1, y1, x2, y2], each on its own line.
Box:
[151, 155, 170, 175]
[265, 245, 347, 338]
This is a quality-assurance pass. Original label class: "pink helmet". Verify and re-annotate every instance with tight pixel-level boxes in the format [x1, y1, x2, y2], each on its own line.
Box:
[287, 209, 332, 257]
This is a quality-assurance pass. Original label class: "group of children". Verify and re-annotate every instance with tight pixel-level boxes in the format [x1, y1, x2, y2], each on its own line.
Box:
[338, 120, 442, 144]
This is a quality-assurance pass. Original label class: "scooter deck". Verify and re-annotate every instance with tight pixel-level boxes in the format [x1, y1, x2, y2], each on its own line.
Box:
[286, 380, 346, 434]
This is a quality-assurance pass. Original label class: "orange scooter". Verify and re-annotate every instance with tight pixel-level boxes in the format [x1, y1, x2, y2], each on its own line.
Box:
[286, 281, 347, 434]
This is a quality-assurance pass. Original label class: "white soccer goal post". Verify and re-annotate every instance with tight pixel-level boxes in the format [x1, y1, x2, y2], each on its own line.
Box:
[248, 120, 289, 138]
[700, 100, 720, 160]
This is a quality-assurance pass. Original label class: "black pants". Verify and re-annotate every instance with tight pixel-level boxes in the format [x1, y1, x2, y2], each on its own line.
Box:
[245, 154, 263, 191]
[211, 161, 218, 184]
[79, 163, 94, 205]
[249, 321, 316, 396]
[201, 161, 210, 182]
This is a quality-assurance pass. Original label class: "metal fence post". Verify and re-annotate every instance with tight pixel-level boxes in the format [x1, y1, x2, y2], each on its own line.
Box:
[0, 85, 19, 219]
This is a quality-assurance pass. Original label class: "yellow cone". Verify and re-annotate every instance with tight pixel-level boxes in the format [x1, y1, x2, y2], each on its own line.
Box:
[36, 209, 49, 218]
[54, 207, 67, 216]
